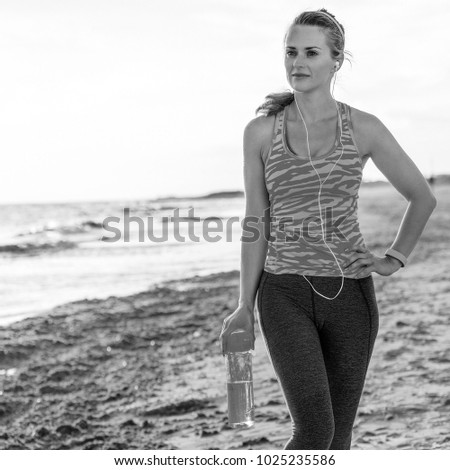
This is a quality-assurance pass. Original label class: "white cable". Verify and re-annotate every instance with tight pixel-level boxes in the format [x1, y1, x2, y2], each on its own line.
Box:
[293, 92, 346, 300]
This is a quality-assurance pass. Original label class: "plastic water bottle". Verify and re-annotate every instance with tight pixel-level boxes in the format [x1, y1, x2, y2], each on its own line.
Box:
[225, 329, 255, 428]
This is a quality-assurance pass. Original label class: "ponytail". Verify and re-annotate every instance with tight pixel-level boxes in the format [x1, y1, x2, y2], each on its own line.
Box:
[255, 90, 294, 117]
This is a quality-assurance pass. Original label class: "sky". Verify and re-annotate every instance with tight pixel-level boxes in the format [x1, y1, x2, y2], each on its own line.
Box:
[1, 0, 449, 204]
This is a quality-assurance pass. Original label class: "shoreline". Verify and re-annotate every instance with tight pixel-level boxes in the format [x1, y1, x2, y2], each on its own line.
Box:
[1, 242, 450, 449]
[0, 268, 238, 329]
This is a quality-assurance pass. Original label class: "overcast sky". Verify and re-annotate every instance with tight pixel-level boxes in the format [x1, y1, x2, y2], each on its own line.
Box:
[1, 0, 449, 204]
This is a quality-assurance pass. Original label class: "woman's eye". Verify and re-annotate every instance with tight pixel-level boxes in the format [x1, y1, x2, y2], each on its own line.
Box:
[286, 50, 318, 57]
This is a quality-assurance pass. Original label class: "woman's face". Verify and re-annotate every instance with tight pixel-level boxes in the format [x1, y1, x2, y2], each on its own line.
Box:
[284, 25, 336, 93]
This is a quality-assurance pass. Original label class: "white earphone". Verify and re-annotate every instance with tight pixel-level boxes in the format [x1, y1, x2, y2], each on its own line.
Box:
[293, 89, 346, 301]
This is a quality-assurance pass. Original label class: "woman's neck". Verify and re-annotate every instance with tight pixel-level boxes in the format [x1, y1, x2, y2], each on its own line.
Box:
[291, 91, 338, 125]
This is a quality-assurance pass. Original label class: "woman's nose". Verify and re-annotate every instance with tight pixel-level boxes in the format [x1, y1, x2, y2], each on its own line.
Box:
[293, 54, 304, 67]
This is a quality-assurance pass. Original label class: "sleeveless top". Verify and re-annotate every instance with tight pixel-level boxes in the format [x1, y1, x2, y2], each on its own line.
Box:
[263, 101, 368, 278]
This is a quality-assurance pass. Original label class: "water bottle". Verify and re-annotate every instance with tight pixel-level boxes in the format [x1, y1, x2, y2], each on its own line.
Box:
[224, 329, 255, 428]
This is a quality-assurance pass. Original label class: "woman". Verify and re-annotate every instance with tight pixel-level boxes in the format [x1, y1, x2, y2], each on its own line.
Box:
[219, 8, 437, 450]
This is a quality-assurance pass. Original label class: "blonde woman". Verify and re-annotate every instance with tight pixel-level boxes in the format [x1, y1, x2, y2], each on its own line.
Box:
[220, 8, 436, 450]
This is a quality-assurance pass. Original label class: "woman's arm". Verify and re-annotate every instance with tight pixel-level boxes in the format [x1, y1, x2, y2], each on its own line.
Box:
[238, 117, 271, 310]
[219, 117, 271, 354]
[366, 114, 437, 262]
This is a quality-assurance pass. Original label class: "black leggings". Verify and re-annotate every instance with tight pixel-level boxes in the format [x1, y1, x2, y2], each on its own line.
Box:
[256, 270, 379, 450]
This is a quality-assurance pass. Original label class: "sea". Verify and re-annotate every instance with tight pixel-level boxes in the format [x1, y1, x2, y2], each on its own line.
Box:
[0, 193, 245, 326]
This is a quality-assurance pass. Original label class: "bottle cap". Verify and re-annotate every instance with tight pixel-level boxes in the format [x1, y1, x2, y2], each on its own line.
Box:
[228, 329, 252, 353]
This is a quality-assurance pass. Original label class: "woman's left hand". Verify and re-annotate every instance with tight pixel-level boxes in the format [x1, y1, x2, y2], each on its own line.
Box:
[343, 247, 402, 277]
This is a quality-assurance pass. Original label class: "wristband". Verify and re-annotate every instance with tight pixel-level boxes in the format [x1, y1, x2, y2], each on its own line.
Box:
[384, 248, 407, 268]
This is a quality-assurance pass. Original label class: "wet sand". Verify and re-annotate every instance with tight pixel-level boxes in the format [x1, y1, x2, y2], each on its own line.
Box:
[0, 185, 449, 450]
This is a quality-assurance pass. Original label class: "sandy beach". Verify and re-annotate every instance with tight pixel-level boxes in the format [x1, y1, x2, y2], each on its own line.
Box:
[0, 185, 449, 450]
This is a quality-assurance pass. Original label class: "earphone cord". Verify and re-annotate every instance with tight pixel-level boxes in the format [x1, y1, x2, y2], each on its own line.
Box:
[293, 76, 346, 300]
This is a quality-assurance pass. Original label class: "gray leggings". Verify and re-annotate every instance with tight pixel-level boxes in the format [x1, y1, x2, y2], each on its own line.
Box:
[256, 270, 379, 450]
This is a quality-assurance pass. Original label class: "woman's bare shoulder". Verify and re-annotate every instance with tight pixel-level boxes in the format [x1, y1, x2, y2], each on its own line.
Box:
[244, 113, 277, 165]
[348, 105, 377, 125]
[347, 105, 380, 158]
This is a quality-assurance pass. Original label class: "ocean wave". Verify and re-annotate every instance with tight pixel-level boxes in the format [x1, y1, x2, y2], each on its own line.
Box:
[0, 240, 78, 256]
[16, 219, 104, 238]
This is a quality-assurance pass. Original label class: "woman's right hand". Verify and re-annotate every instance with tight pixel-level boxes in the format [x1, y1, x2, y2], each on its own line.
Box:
[219, 305, 255, 357]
